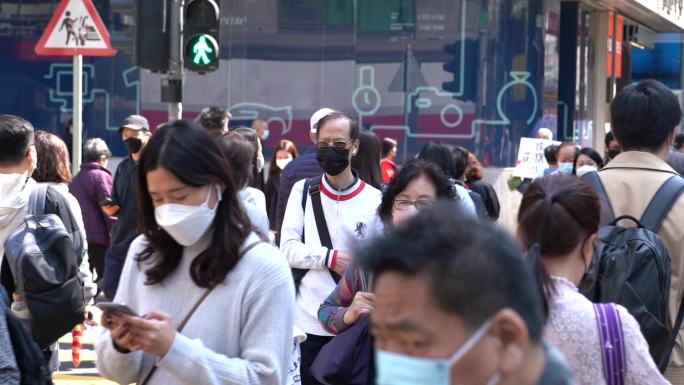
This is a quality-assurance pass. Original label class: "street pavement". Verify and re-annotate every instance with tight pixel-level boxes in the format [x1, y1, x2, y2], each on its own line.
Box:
[53, 308, 116, 385]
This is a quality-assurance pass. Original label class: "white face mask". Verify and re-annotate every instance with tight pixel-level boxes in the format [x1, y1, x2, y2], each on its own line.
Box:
[154, 184, 222, 246]
[575, 164, 598, 177]
[276, 156, 293, 171]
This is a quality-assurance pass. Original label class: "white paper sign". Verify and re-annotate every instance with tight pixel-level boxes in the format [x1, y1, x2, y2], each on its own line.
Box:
[513, 138, 561, 179]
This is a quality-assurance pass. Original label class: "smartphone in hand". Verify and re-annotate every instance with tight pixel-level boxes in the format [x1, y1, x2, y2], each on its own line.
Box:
[96, 302, 139, 317]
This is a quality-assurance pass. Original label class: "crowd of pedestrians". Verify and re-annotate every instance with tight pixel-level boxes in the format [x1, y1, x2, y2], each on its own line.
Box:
[2, 78, 684, 385]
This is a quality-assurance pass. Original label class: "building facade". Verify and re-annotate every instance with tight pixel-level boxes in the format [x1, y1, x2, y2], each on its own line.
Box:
[1, 0, 683, 163]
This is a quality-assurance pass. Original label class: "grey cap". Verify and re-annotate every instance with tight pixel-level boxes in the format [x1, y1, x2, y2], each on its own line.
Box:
[119, 115, 150, 132]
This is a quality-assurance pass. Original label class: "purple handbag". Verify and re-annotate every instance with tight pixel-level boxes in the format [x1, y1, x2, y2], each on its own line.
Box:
[594, 303, 626, 385]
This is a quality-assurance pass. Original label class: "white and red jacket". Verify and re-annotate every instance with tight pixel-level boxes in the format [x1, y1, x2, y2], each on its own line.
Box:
[280, 174, 382, 336]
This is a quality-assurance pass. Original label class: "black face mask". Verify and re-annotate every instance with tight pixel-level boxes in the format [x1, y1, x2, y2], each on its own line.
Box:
[607, 149, 621, 160]
[123, 137, 143, 154]
[316, 147, 350, 176]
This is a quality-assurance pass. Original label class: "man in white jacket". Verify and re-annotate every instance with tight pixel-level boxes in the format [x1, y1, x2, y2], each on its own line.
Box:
[280, 111, 382, 385]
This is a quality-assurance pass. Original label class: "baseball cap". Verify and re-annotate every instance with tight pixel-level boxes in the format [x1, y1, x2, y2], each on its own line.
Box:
[309, 108, 336, 133]
[119, 115, 150, 132]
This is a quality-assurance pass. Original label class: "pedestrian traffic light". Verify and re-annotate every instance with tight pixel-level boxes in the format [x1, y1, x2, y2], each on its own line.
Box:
[184, 0, 220, 73]
[134, 0, 170, 72]
[442, 40, 478, 102]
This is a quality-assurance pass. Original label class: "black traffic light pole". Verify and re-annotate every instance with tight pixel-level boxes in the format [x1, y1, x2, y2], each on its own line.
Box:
[167, 0, 184, 121]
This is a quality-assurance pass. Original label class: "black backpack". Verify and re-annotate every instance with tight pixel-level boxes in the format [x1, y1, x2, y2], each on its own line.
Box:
[580, 172, 684, 371]
[2, 184, 85, 349]
[291, 176, 342, 291]
[1, 285, 53, 385]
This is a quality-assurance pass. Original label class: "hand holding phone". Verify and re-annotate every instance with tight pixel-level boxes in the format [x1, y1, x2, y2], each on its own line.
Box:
[96, 302, 139, 317]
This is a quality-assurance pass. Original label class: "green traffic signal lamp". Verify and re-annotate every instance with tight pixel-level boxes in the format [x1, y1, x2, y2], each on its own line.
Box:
[185, 34, 219, 72]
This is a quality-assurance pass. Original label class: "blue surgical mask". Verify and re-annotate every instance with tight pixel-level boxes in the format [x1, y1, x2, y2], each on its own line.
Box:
[558, 162, 574, 175]
[375, 319, 500, 385]
[262, 129, 270, 141]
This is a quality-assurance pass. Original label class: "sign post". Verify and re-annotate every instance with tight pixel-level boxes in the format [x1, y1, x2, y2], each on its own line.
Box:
[34, 0, 116, 174]
[73, 54, 83, 176]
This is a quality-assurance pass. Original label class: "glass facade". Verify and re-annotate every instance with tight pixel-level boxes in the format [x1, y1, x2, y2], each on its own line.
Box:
[2, 0, 560, 164]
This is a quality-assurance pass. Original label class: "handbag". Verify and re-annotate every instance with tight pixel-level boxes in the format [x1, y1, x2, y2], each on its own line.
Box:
[594, 303, 626, 385]
[310, 314, 374, 385]
[139, 240, 264, 385]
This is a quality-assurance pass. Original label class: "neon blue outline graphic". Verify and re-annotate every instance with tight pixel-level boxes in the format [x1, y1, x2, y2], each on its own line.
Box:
[352, 66, 382, 117]
[470, 71, 538, 139]
[44, 63, 141, 131]
[407, 86, 464, 129]
[228, 102, 293, 134]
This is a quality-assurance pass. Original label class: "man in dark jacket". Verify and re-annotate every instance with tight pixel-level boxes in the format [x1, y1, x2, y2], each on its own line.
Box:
[274, 108, 332, 244]
[102, 115, 151, 299]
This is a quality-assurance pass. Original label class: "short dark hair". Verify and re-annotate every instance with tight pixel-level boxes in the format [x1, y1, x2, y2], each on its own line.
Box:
[572, 147, 604, 174]
[675, 133, 684, 150]
[604, 131, 616, 148]
[136, 120, 251, 288]
[417, 142, 455, 177]
[199, 106, 230, 131]
[315, 112, 360, 141]
[216, 131, 256, 188]
[0, 115, 34, 166]
[544, 145, 558, 164]
[451, 146, 470, 180]
[33, 131, 72, 183]
[362, 201, 544, 341]
[381, 137, 397, 158]
[611, 80, 682, 152]
[377, 159, 456, 226]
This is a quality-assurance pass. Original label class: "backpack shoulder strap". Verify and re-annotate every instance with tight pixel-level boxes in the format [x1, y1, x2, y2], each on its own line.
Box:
[594, 303, 626, 385]
[582, 172, 615, 225]
[302, 178, 311, 210]
[27, 184, 49, 216]
[308, 176, 330, 248]
[308, 176, 341, 284]
[640, 175, 684, 232]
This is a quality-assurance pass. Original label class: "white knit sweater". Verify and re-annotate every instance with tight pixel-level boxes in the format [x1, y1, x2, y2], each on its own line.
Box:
[95, 232, 295, 385]
[280, 176, 382, 336]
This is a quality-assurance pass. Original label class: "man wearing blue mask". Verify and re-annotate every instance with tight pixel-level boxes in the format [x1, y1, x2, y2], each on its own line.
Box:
[362, 201, 573, 385]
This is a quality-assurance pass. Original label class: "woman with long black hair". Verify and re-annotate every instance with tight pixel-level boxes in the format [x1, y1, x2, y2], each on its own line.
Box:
[96, 120, 294, 385]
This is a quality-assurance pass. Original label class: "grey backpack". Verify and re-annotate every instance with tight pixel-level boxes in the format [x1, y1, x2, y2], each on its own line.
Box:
[3, 184, 84, 349]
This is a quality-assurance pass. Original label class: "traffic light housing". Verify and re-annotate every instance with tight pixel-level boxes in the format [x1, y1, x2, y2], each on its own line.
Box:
[134, 0, 170, 72]
[442, 40, 478, 102]
[184, 0, 220, 73]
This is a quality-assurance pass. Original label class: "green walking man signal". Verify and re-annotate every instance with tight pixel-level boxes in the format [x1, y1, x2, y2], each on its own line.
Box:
[192, 35, 213, 65]
[184, 33, 219, 72]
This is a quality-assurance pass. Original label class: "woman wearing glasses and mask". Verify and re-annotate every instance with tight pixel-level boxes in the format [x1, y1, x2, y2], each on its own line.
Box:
[317, 158, 456, 334]
[96, 121, 295, 385]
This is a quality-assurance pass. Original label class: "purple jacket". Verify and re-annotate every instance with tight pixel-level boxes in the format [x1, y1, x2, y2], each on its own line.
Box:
[69, 162, 113, 245]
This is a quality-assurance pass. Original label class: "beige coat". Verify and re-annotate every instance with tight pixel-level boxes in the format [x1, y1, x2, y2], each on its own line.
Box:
[598, 151, 684, 382]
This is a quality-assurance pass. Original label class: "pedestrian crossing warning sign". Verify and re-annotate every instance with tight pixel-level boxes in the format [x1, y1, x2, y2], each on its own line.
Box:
[35, 0, 116, 56]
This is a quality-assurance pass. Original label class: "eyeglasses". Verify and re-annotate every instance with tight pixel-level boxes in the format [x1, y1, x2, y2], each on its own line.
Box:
[317, 140, 351, 150]
[393, 199, 435, 211]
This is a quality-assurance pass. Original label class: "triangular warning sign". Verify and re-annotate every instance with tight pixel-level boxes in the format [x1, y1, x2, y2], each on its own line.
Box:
[35, 0, 116, 56]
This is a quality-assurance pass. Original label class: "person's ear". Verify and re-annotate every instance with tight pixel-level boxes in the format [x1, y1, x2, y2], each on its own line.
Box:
[27, 145, 38, 172]
[668, 128, 677, 146]
[488, 308, 530, 375]
[352, 138, 360, 156]
[583, 233, 598, 266]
